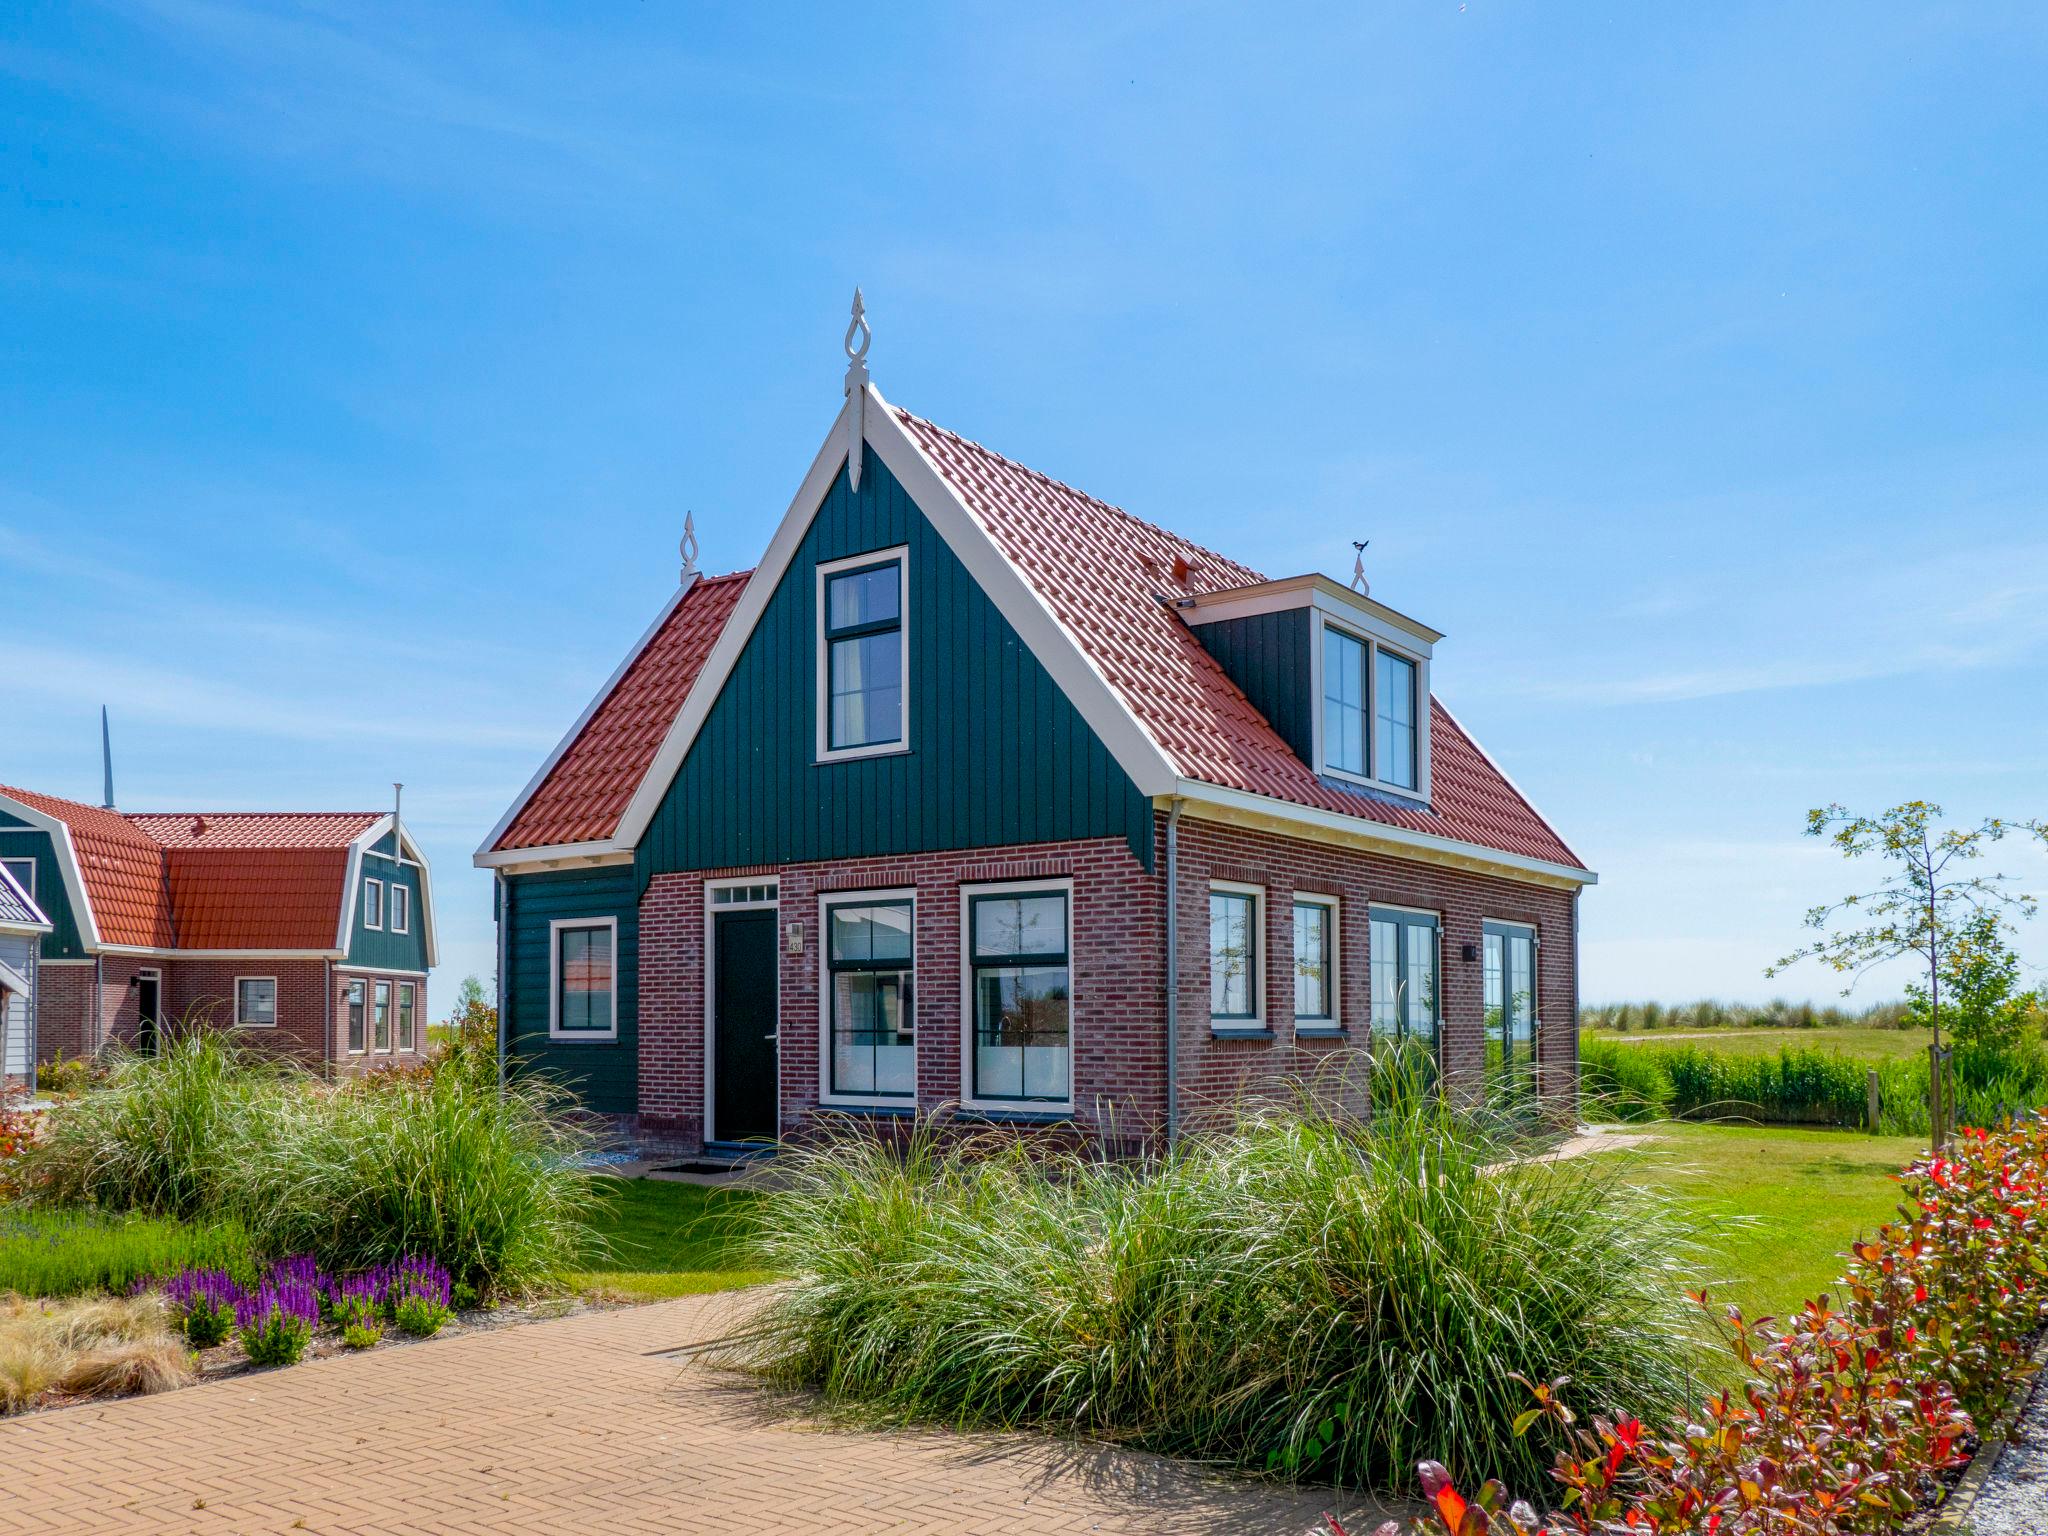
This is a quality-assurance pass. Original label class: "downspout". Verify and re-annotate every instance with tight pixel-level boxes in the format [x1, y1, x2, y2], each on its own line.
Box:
[323, 958, 333, 1079]
[1163, 795, 1185, 1148]
[495, 871, 510, 1092]
[1570, 887, 1583, 1123]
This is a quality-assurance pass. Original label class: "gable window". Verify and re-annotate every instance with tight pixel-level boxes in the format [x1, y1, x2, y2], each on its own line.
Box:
[1484, 921, 1538, 1088]
[1293, 896, 1338, 1029]
[1321, 629, 1368, 778]
[968, 887, 1071, 1105]
[1209, 882, 1264, 1027]
[235, 977, 277, 1029]
[1370, 906, 1439, 1061]
[825, 897, 914, 1098]
[818, 549, 907, 758]
[0, 856, 34, 900]
[550, 919, 618, 1040]
[1376, 649, 1419, 791]
[347, 980, 365, 1053]
[373, 981, 392, 1052]
[363, 878, 384, 931]
[398, 982, 417, 1052]
[390, 883, 410, 935]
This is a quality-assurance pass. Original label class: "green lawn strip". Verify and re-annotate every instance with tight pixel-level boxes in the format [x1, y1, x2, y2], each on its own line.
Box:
[1587, 1026, 1930, 1063]
[569, 1177, 776, 1300]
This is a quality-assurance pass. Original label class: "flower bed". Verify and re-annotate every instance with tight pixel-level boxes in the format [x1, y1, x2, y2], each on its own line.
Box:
[1361, 1116, 2048, 1535]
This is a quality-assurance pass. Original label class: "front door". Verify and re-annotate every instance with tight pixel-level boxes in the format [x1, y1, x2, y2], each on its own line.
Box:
[1483, 922, 1537, 1098]
[135, 973, 161, 1056]
[712, 910, 779, 1144]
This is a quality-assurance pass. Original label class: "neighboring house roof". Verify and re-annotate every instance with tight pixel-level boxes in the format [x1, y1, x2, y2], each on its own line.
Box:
[0, 786, 434, 956]
[0, 861, 51, 935]
[490, 570, 752, 853]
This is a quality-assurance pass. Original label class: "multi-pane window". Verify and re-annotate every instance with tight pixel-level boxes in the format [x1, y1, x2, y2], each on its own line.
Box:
[347, 980, 365, 1053]
[390, 883, 410, 935]
[823, 558, 904, 753]
[398, 982, 417, 1052]
[710, 883, 778, 905]
[363, 878, 384, 930]
[1321, 628, 1368, 777]
[554, 922, 616, 1036]
[235, 978, 277, 1028]
[1293, 898, 1336, 1026]
[1370, 907, 1439, 1055]
[373, 981, 392, 1052]
[1375, 649, 1419, 791]
[0, 856, 35, 899]
[1484, 921, 1537, 1087]
[1209, 886, 1261, 1023]
[826, 900, 914, 1097]
[969, 890, 1071, 1103]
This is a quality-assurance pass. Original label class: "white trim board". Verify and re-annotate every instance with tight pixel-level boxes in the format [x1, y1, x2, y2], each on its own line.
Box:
[0, 795, 102, 949]
[337, 816, 441, 968]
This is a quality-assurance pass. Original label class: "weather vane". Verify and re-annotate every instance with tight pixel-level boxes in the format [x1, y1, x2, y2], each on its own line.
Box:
[1350, 540, 1370, 597]
[680, 511, 699, 581]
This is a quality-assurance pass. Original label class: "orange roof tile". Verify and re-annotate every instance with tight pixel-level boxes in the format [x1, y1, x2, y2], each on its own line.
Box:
[495, 570, 752, 851]
[162, 847, 354, 950]
[0, 784, 175, 948]
[128, 812, 380, 850]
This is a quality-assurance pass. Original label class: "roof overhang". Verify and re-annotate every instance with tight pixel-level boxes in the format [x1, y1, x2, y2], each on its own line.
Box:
[0, 958, 29, 995]
[0, 791, 103, 949]
[474, 844, 633, 875]
[1176, 573, 1444, 654]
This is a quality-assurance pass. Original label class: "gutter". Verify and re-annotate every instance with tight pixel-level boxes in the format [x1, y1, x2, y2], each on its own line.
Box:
[1164, 795, 1185, 1148]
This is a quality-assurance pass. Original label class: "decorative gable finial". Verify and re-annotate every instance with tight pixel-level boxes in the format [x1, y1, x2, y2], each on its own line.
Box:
[844, 288, 870, 492]
[1350, 540, 1370, 597]
[680, 511, 700, 581]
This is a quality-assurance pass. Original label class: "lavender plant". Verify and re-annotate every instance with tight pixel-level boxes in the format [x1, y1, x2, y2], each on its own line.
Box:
[234, 1280, 317, 1366]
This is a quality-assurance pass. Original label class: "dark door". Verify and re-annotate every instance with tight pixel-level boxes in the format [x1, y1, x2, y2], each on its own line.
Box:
[135, 974, 161, 1056]
[713, 911, 779, 1144]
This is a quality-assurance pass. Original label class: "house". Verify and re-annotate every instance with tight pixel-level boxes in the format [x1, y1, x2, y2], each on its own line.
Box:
[0, 781, 438, 1080]
[477, 300, 1594, 1152]
[0, 862, 53, 1085]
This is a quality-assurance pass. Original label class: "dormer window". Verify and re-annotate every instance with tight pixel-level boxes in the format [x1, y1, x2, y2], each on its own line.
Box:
[1375, 648, 1419, 791]
[1321, 628, 1368, 778]
[1313, 615, 1428, 798]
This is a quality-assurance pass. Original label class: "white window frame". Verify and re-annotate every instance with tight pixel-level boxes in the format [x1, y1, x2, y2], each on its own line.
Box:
[0, 856, 34, 900]
[397, 980, 417, 1052]
[701, 877, 781, 1143]
[959, 876, 1077, 1114]
[815, 544, 912, 764]
[549, 916, 620, 1042]
[816, 886, 917, 1109]
[233, 975, 278, 1029]
[1291, 891, 1341, 1033]
[390, 882, 410, 935]
[362, 877, 384, 931]
[372, 979, 393, 1054]
[1208, 879, 1267, 1031]
[345, 977, 367, 1055]
[1308, 610, 1432, 802]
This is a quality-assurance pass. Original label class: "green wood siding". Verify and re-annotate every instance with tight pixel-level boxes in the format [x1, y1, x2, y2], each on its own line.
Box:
[636, 456, 1153, 883]
[0, 815, 88, 960]
[1191, 609, 1314, 765]
[346, 835, 430, 973]
[502, 865, 638, 1115]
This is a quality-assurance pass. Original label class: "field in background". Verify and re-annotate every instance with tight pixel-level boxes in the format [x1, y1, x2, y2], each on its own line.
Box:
[1583, 999, 1909, 1034]
[1589, 1026, 1927, 1064]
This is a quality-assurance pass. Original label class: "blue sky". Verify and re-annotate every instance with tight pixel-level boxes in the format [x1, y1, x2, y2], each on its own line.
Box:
[4, 2, 2045, 1006]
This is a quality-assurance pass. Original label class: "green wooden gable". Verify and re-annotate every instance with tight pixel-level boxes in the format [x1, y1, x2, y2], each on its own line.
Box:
[635, 454, 1154, 885]
[0, 812, 87, 960]
[346, 831, 430, 973]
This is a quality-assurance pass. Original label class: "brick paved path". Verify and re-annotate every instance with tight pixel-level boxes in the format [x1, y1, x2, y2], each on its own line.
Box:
[0, 1292, 1406, 1535]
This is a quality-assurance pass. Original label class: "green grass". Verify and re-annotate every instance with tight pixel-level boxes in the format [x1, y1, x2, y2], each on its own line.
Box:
[570, 1178, 775, 1299]
[0, 1206, 256, 1297]
[1588, 1025, 1929, 1064]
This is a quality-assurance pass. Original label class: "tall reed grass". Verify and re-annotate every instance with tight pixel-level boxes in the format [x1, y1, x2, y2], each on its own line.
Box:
[744, 1075, 1702, 1494]
[1582, 997, 1910, 1033]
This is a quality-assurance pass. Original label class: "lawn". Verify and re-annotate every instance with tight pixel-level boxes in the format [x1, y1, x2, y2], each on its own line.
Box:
[570, 1177, 776, 1299]
[1620, 1120, 1925, 1324]
[1588, 1025, 1928, 1064]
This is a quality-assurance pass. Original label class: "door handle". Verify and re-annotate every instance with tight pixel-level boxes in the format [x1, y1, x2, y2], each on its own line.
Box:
[762, 1033, 779, 1043]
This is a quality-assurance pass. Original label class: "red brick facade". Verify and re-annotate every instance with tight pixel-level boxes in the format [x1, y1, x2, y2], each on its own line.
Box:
[631, 812, 1580, 1152]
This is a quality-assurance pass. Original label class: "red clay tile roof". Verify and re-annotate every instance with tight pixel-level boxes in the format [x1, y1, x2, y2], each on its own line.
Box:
[495, 571, 752, 852]
[0, 787, 388, 951]
[896, 409, 1586, 871]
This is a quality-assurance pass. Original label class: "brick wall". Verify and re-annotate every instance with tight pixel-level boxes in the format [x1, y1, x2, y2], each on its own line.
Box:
[35, 962, 95, 1063]
[331, 969, 431, 1074]
[165, 959, 331, 1065]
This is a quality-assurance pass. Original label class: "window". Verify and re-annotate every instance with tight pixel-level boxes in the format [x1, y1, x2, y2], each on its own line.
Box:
[398, 982, 417, 1052]
[373, 981, 392, 1052]
[1375, 649, 1419, 791]
[347, 980, 365, 1053]
[1321, 628, 1368, 778]
[551, 920, 618, 1039]
[362, 878, 384, 930]
[1293, 897, 1338, 1028]
[390, 883, 410, 935]
[711, 882, 778, 905]
[1371, 907, 1439, 1059]
[819, 551, 906, 757]
[968, 889, 1071, 1104]
[1484, 921, 1538, 1089]
[0, 856, 34, 900]
[1209, 883, 1263, 1025]
[235, 977, 277, 1028]
[825, 898, 914, 1098]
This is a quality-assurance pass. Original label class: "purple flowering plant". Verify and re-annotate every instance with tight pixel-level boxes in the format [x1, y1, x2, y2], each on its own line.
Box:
[235, 1279, 318, 1366]
[162, 1266, 240, 1348]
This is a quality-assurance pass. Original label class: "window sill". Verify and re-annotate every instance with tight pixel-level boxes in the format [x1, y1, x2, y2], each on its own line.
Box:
[954, 1106, 1075, 1126]
[817, 1101, 917, 1118]
[816, 742, 911, 765]
[1209, 1025, 1275, 1041]
[546, 1032, 621, 1044]
[1293, 1025, 1347, 1038]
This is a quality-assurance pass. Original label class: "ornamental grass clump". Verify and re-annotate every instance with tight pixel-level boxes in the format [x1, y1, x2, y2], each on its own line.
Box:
[747, 1070, 1702, 1493]
[0, 1293, 192, 1412]
[234, 1280, 317, 1367]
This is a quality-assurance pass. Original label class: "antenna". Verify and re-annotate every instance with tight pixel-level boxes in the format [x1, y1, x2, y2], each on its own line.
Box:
[100, 706, 116, 810]
[844, 288, 870, 492]
[393, 782, 403, 851]
[1350, 540, 1370, 597]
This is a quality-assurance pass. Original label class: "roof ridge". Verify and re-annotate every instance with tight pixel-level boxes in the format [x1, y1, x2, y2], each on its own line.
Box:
[127, 810, 383, 819]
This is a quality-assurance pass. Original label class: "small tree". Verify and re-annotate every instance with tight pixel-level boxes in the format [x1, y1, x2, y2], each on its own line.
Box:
[1905, 911, 2041, 1053]
[1769, 802, 2038, 1144]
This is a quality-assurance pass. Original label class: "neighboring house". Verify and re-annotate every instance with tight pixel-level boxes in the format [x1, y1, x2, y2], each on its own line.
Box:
[477, 309, 1594, 1152]
[0, 861, 53, 1087]
[0, 784, 438, 1072]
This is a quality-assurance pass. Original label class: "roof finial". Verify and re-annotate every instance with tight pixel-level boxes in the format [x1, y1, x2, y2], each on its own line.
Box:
[1350, 540, 1370, 597]
[679, 511, 699, 581]
[844, 288, 870, 492]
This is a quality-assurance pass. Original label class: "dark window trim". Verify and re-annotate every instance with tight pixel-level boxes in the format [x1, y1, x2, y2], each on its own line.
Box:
[966, 888, 1073, 1106]
[1292, 896, 1336, 1025]
[824, 896, 916, 1100]
[822, 557, 906, 753]
[1209, 887, 1261, 1023]
[1370, 904, 1441, 1052]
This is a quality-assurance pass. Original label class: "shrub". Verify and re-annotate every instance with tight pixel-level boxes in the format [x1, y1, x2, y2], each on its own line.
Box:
[747, 1076, 1703, 1493]
[341, 1321, 382, 1350]
[234, 1281, 317, 1367]
[35, 1053, 98, 1097]
[161, 1268, 239, 1348]
[0, 1208, 254, 1298]
[325, 1272, 384, 1332]
[393, 1293, 450, 1338]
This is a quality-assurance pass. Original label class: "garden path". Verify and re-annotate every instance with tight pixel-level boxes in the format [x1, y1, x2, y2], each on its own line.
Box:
[0, 1290, 1404, 1535]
